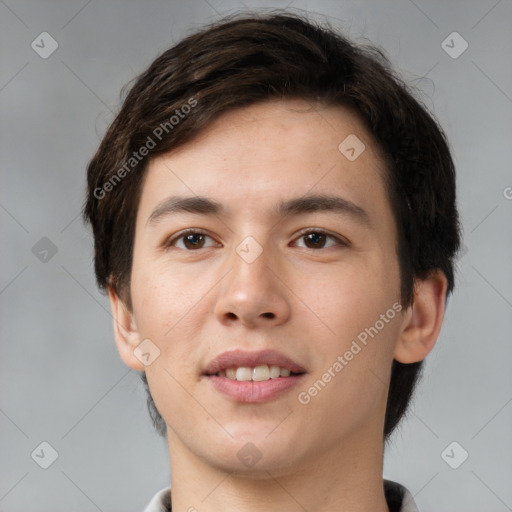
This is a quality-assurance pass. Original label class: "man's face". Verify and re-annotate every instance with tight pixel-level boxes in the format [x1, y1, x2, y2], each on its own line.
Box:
[124, 99, 406, 474]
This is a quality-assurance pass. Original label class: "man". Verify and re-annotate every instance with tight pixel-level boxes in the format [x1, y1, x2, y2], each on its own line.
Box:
[83, 12, 460, 512]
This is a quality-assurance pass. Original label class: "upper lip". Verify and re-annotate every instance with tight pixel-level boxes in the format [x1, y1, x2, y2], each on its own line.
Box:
[203, 349, 307, 375]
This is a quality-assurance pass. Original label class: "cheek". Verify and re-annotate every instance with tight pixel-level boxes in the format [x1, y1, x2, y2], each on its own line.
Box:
[297, 264, 401, 424]
[127, 244, 212, 420]
[298, 257, 399, 336]
[130, 262, 208, 350]
[130, 267, 208, 408]
[299, 257, 402, 409]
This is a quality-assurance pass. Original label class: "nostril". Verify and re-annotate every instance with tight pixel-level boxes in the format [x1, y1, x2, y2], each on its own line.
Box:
[262, 312, 275, 318]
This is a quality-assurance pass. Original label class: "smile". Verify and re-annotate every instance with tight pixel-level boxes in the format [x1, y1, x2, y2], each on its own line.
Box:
[217, 365, 296, 381]
[203, 348, 307, 402]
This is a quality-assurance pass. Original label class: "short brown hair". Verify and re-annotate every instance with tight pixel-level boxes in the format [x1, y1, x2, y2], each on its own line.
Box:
[82, 11, 461, 442]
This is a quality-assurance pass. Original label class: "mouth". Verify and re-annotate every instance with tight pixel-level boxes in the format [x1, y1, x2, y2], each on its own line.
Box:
[202, 349, 307, 403]
[213, 363, 304, 380]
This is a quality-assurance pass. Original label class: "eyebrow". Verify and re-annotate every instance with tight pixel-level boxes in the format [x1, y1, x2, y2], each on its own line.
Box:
[146, 194, 371, 228]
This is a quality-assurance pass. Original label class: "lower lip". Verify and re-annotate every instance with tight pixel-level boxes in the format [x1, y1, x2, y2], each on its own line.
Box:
[206, 374, 305, 403]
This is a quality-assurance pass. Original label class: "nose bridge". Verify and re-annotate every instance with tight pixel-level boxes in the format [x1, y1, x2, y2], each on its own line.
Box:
[214, 233, 289, 326]
[229, 235, 274, 299]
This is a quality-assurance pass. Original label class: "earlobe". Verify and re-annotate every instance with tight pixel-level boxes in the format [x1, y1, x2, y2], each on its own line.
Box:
[107, 285, 146, 371]
[394, 270, 448, 364]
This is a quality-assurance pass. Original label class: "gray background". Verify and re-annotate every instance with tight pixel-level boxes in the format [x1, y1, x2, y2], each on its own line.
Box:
[1, 0, 511, 511]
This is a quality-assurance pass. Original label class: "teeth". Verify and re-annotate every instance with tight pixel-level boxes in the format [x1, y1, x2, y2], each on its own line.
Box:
[235, 367, 252, 381]
[252, 365, 269, 381]
[219, 364, 296, 381]
[269, 365, 281, 379]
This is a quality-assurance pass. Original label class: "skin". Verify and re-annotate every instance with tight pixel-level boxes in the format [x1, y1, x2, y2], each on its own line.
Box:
[108, 99, 447, 512]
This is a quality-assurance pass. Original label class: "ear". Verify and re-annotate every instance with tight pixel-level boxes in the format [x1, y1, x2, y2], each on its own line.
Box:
[394, 270, 448, 364]
[107, 285, 145, 371]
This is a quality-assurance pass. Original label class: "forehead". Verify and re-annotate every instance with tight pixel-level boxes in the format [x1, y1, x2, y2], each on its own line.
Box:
[136, 99, 392, 229]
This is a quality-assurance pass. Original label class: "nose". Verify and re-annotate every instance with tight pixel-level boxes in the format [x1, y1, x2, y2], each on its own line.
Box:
[214, 241, 291, 328]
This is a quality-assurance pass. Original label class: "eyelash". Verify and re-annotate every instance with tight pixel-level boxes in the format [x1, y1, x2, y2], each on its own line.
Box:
[163, 228, 348, 251]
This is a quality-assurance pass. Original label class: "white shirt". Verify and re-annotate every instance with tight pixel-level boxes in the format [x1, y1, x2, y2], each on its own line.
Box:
[143, 478, 420, 511]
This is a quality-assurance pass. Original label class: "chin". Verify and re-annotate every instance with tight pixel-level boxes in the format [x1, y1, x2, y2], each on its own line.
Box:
[207, 451, 300, 478]
[196, 430, 305, 477]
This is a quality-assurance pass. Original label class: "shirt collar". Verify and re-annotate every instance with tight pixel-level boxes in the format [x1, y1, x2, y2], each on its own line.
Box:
[143, 479, 420, 512]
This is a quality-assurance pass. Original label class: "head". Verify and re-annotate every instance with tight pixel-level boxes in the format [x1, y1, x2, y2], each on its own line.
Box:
[83, 11, 460, 463]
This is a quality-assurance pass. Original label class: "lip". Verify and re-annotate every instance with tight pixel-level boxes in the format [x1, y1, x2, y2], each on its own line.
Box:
[202, 349, 307, 403]
[207, 374, 306, 403]
[203, 349, 307, 375]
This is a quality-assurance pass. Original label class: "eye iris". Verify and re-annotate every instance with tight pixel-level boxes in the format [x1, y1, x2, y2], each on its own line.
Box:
[305, 232, 326, 248]
[184, 233, 204, 249]
[178, 232, 331, 250]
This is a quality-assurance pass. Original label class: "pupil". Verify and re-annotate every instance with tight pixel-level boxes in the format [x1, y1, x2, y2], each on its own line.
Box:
[307, 233, 325, 248]
[186, 233, 203, 248]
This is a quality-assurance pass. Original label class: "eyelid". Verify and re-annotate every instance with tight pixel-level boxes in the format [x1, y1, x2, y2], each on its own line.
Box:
[292, 228, 349, 248]
[163, 227, 349, 250]
[163, 228, 216, 249]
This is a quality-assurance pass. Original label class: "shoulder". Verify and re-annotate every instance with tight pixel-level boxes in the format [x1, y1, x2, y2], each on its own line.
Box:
[144, 481, 420, 512]
[142, 486, 172, 512]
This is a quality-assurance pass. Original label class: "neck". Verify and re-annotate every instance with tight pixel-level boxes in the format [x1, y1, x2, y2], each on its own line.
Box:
[166, 423, 390, 512]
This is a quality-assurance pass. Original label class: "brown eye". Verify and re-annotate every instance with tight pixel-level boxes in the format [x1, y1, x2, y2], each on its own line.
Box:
[182, 232, 206, 249]
[303, 232, 327, 249]
[164, 230, 218, 250]
[294, 230, 346, 250]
